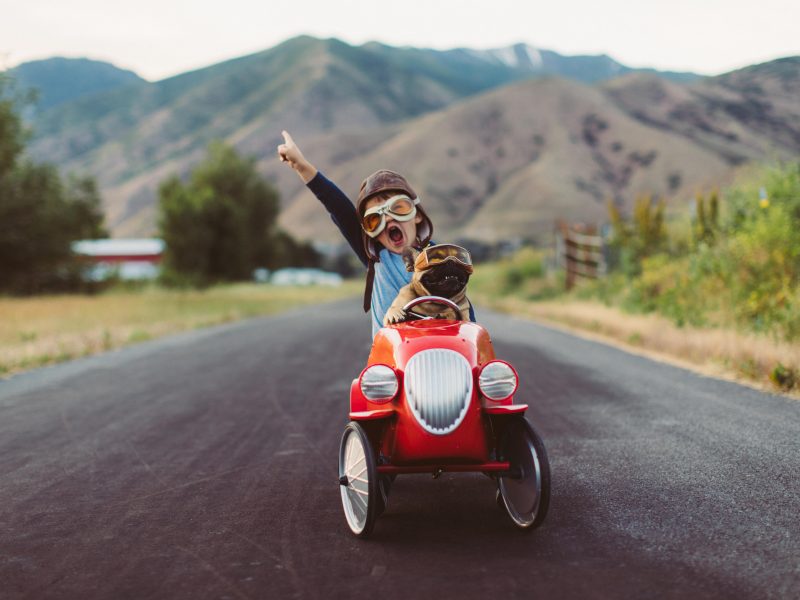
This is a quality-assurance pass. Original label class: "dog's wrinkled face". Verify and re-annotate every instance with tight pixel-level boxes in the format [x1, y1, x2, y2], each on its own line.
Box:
[402, 247, 470, 298]
[420, 262, 470, 297]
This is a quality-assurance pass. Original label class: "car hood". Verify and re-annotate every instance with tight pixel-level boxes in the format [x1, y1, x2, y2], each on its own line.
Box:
[368, 320, 495, 371]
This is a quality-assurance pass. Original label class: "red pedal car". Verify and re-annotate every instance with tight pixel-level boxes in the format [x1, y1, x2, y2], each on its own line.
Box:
[338, 296, 551, 537]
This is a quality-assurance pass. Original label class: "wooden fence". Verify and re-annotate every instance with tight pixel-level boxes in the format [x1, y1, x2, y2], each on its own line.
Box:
[555, 222, 606, 290]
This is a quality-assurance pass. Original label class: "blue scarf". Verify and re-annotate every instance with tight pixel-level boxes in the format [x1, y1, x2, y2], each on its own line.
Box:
[370, 248, 413, 337]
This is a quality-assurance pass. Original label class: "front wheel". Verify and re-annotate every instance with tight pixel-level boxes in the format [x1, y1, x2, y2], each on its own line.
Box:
[497, 418, 551, 530]
[338, 422, 379, 537]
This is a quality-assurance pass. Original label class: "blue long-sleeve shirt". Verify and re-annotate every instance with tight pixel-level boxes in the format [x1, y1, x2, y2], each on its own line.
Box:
[306, 171, 475, 336]
[307, 171, 368, 266]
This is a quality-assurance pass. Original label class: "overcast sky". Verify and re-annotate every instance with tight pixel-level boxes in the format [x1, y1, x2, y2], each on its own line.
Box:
[2, 0, 798, 81]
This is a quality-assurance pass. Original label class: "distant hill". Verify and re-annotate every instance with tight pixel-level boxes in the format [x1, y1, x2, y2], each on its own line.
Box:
[8, 57, 144, 113]
[22, 37, 797, 243]
[604, 56, 800, 166]
[465, 43, 698, 84]
[278, 77, 732, 244]
[278, 57, 800, 244]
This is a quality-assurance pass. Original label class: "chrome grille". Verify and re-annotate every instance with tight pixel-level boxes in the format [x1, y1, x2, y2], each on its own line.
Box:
[405, 349, 472, 435]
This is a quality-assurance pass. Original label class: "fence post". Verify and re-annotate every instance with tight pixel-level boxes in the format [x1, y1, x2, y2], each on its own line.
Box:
[556, 221, 606, 290]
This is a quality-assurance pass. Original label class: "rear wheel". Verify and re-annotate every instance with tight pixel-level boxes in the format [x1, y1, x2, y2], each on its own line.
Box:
[338, 422, 379, 537]
[497, 418, 551, 530]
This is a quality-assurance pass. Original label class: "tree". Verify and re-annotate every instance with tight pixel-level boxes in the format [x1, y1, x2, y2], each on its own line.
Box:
[158, 142, 311, 286]
[0, 77, 107, 294]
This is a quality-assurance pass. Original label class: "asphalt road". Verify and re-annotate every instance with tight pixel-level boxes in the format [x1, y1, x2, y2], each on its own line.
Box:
[1, 299, 798, 600]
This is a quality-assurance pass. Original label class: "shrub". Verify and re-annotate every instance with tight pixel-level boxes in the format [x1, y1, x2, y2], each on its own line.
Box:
[596, 161, 800, 341]
[0, 78, 107, 294]
[158, 142, 318, 287]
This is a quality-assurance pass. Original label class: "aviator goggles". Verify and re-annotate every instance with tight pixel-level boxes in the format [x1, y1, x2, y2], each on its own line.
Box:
[413, 244, 474, 274]
[362, 194, 420, 238]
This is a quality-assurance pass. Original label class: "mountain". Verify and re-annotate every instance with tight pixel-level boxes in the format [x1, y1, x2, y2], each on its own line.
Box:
[466, 44, 698, 84]
[277, 57, 800, 245]
[277, 77, 732, 244]
[8, 57, 144, 113]
[29, 35, 540, 233]
[22, 37, 797, 243]
[604, 56, 800, 166]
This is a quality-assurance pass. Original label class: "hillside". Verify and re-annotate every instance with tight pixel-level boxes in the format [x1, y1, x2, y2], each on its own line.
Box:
[277, 77, 732, 244]
[28, 35, 543, 234]
[279, 58, 800, 244]
[22, 37, 798, 242]
[604, 57, 800, 165]
[8, 57, 144, 113]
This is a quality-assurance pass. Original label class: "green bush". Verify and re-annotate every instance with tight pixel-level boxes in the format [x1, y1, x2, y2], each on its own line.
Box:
[597, 161, 800, 341]
[469, 247, 563, 301]
[724, 201, 800, 338]
[499, 247, 544, 293]
[607, 195, 667, 277]
[769, 363, 798, 391]
[158, 142, 318, 287]
[0, 77, 107, 294]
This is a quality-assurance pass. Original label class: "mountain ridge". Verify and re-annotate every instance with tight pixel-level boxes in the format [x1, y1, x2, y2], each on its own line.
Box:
[277, 76, 735, 244]
[6, 57, 144, 114]
[17, 36, 800, 242]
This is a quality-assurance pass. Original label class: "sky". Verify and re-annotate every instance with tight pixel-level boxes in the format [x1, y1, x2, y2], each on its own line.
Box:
[2, 0, 799, 81]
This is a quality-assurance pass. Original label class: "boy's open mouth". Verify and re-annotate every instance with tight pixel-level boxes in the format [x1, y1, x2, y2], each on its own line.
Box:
[387, 223, 404, 245]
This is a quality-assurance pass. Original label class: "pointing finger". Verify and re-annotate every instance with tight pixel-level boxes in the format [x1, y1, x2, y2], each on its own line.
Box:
[281, 130, 294, 146]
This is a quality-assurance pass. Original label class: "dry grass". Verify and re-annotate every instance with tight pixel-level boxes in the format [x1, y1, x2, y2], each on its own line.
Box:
[0, 282, 359, 376]
[473, 293, 800, 398]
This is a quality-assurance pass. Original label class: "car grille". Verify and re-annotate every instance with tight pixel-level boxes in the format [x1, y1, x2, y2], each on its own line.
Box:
[405, 349, 473, 435]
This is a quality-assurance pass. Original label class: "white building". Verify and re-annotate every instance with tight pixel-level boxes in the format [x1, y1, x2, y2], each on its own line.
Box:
[71, 239, 165, 281]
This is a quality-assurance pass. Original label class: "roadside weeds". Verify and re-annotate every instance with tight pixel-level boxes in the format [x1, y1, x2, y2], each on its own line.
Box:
[472, 293, 800, 400]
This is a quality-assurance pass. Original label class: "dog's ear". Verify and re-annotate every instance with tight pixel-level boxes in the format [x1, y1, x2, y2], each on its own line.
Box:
[402, 247, 420, 272]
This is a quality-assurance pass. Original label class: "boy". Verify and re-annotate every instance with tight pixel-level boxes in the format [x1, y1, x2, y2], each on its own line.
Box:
[277, 130, 474, 336]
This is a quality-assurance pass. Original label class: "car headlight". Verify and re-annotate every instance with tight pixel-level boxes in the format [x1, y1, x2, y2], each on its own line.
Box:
[478, 360, 518, 401]
[359, 364, 399, 402]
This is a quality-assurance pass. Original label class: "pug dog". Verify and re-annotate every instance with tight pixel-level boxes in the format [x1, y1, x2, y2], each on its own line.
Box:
[383, 245, 473, 325]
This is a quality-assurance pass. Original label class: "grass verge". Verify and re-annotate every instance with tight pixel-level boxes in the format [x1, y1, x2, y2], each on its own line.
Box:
[472, 291, 800, 399]
[0, 282, 359, 376]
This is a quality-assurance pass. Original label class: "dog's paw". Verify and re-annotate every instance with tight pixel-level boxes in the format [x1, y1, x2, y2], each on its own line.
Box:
[383, 307, 407, 326]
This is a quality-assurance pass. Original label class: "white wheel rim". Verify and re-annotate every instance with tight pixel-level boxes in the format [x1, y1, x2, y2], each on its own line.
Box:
[340, 430, 370, 533]
[499, 432, 542, 527]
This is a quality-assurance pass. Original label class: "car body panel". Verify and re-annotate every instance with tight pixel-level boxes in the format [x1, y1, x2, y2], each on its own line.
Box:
[350, 319, 524, 466]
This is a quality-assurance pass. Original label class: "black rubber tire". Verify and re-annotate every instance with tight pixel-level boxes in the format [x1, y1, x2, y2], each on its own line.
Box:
[338, 422, 379, 538]
[497, 418, 551, 530]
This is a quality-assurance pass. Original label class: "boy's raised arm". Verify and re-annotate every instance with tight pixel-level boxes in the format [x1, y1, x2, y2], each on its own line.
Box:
[277, 131, 367, 266]
[277, 130, 318, 183]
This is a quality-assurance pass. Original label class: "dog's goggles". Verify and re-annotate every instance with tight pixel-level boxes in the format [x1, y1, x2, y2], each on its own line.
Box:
[362, 194, 420, 238]
[414, 244, 474, 274]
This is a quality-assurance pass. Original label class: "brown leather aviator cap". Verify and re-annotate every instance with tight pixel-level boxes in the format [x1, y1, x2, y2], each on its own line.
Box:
[357, 169, 434, 313]
[356, 169, 433, 262]
[357, 169, 418, 208]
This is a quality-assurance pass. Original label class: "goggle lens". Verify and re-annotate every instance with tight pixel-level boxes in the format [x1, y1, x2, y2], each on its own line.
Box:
[425, 245, 472, 266]
[388, 198, 415, 216]
[413, 244, 474, 273]
[363, 213, 383, 233]
[361, 195, 419, 237]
